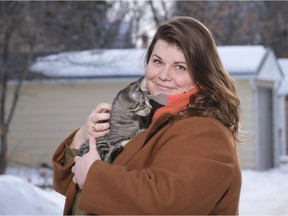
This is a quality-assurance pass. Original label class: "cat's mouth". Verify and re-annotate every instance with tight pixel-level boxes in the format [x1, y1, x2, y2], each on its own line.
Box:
[136, 99, 152, 117]
[136, 108, 151, 117]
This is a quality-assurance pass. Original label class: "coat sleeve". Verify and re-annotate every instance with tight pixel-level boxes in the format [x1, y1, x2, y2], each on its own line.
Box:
[52, 129, 79, 196]
[78, 118, 241, 214]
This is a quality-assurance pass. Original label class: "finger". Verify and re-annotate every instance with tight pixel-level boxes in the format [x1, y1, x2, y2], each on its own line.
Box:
[88, 122, 110, 138]
[93, 122, 110, 132]
[88, 136, 102, 161]
[89, 129, 110, 138]
[71, 166, 75, 174]
[95, 103, 112, 113]
[90, 113, 111, 124]
[89, 136, 97, 152]
[72, 176, 77, 184]
[74, 156, 81, 163]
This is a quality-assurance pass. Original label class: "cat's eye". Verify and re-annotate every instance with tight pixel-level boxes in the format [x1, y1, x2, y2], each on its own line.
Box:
[130, 103, 140, 109]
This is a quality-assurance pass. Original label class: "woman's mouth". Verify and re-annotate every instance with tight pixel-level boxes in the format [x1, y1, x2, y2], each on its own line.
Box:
[155, 83, 173, 91]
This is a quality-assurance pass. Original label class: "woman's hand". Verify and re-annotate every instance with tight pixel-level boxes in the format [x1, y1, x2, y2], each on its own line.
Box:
[71, 136, 100, 189]
[70, 103, 112, 149]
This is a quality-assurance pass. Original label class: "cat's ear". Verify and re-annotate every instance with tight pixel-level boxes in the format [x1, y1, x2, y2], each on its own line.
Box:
[129, 81, 139, 91]
[129, 82, 140, 100]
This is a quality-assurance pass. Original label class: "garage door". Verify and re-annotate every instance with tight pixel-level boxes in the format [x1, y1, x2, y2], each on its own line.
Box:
[257, 87, 274, 170]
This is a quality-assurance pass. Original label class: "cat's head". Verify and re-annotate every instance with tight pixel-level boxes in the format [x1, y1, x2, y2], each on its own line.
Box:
[119, 79, 152, 117]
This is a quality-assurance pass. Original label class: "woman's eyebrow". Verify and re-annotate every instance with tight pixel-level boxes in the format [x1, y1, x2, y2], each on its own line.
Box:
[152, 53, 187, 65]
[152, 54, 162, 60]
[174, 61, 187, 65]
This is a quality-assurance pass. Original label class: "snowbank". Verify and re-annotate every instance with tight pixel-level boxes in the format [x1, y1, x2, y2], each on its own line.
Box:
[0, 175, 64, 215]
[1, 167, 288, 215]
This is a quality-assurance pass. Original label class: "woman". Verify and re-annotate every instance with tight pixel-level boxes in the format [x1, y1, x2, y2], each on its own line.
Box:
[52, 16, 242, 215]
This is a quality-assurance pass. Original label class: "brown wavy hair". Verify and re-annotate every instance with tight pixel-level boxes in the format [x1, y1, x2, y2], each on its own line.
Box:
[145, 16, 241, 142]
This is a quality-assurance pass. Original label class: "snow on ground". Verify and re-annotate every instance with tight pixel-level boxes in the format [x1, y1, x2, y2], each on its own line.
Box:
[1, 167, 64, 215]
[240, 167, 288, 215]
[0, 175, 64, 215]
[1, 167, 288, 215]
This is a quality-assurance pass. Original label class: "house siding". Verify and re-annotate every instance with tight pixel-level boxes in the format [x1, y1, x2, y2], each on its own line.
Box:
[6, 78, 277, 170]
[7, 80, 132, 167]
[236, 80, 255, 169]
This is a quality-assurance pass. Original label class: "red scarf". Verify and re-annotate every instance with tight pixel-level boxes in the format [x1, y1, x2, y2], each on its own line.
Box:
[152, 87, 199, 121]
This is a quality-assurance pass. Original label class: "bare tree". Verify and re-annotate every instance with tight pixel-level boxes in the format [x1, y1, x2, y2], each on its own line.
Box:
[173, 1, 288, 57]
[0, 1, 122, 174]
[100, 1, 134, 48]
[27, 1, 113, 51]
[0, 0, 146, 173]
[262, 1, 288, 57]
[0, 2, 37, 174]
[148, 0, 169, 26]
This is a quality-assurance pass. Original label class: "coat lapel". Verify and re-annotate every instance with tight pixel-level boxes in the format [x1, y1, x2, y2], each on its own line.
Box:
[112, 117, 171, 165]
[112, 129, 149, 165]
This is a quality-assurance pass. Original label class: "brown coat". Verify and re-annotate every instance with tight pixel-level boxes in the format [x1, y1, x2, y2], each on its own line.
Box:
[52, 116, 242, 215]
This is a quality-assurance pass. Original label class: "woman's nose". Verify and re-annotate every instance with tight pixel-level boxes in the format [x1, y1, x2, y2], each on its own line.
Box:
[158, 65, 172, 81]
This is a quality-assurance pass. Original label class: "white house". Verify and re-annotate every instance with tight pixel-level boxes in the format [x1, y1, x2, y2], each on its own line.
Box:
[7, 45, 284, 170]
[219, 46, 283, 170]
[278, 58, 288, 165]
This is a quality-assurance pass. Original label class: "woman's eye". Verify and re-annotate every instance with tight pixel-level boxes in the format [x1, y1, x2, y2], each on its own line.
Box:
[175, 65, 187, 71]
[153, 59, 162, 64]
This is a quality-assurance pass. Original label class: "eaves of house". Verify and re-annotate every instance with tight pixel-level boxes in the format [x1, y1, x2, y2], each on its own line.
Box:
[30, 45, 283, 84]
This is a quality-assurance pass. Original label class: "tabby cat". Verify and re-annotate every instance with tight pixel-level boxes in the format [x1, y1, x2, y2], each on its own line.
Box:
[77, 77, 152, 163]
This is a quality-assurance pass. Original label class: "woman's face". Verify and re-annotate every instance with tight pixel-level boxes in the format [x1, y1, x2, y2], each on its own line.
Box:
[145, 39, 195, 95]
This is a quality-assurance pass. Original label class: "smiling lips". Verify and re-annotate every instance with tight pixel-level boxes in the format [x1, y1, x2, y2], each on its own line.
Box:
[155, 82, 174, 91]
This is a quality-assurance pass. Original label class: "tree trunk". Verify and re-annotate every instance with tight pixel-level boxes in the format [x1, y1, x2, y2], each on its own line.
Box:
[0, 130, 8, 174]
[0, 78, 8, 174]
[148, 0, 160, 26]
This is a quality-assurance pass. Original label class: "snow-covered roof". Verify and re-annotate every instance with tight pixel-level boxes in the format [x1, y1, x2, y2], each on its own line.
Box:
[217, 46, 267, 74]
[278, 58, 288, 96]
[30, 45, 269, 78]
[30, 49, 147, 78]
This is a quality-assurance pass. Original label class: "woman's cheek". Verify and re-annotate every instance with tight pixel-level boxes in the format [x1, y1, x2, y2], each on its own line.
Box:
[145, 64, 154, 79]
[144, 67, 155, 94]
